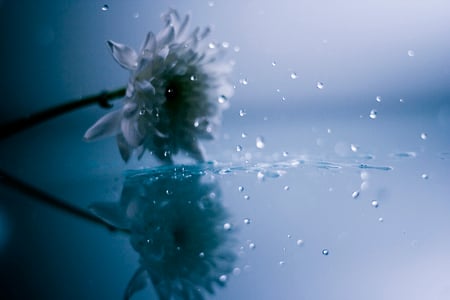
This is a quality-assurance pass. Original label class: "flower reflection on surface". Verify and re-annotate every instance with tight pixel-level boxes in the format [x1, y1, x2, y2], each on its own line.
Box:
[84, 9, 234, 163]
[90, 165, 236, 299]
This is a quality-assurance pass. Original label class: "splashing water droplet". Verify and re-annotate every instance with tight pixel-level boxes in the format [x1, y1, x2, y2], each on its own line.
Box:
[241, 132, 247, 138]
[371, 200, 379, 208]
[282, 151, 289, 157]
[240, 78, 248, 85]
[199, 252, 205, 258]
[316, 81, 324, 89]
[239, 109, 247, 117]
[352, 191, 360, 199]
[284, 185, 290, 191]
[421, 173, 429, 180]
[257, 171, 265, 181]
[101, 4, 109, 11]
[369, 109, 377, 119]
[378, 217, 384, 223]
[376, 96, 382, 103]
[208, 1, 215, 7]
[236, 145, 243, 152]
[420, 133, 428, 140]
[408, 50, 415, 57]
[296, 239, 304, 246]
[249, 242, 256, 249]
[244, 195, 250, 200]
[223, 223, 232, 231]
[290, 72, 297, 79]
[190, 75, 197, 81]
[272, 61, 277, 66]
[244, 218, 251, 224]
[256, 136, 265, 149]
[399, 98, 405, 103]
[233, 267, 241, 276]
[219, 274, 227, 282]
[322, 249, 329, 256]
[350, 144, 359, 152]
[238, 186, 244, 192]
[279, 260, 285, 266]
[208, 42, 216, 49]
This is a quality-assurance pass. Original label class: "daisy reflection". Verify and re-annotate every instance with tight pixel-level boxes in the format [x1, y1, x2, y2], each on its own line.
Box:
[90, 166, 236, 299]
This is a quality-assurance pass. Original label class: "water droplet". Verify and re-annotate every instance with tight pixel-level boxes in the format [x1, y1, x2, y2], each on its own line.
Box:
[165, 189, 173, 195]
[238, 186, 244, 192]
[369, 109, 377, 119]
[233, 267, 241, 276]
[248, 242, 256, 249]
[279, 260, 285, 266]
[244, 195, 250, 200]
[101, 4, 109, 11]
[190, 75, 197, 81]
[221, 41, 230, 48]
[350, 144, 359, 152]
[256, 136, 265, 149]
[290, 72, 297, 79]
[408, 50, 415, 57]
[296, 239, 304, 246]
[239, 109, 247, 117]
[233, 46, 240, 52]
[399, 98, 405, 103]
[219, 274, 227, 282]
[282, 151, 289, 157]
[199, 252, 205, 258]
[208, 1, 215, 7]
[139, 109, 146, 115]
[378, 217, 384, 223]
[322, 249, 329, 256]
[281, 96, 286, 101]
[217, 95, 228, 104]
[327, 128, 332, 134]
[352, 191, 360, 199]
[240, 78, 248, 85]
[236, 145, 243, 152]
[223, 223, 232, 231]
[271, 61, 277, 66]
[287, 234, 292, 239]
[208, 42, 216, 49]
[376, 96, 382, 103]
[241, 132, 247, 138]
[284, 185, 290, 191]
[316, 81, 324, 89]
[421, 173, 429, 180]
[257, 171, 265, 181]
[420, 132, 428, 140]
[371, 200, 379, 208]
[244, 218, 251, 224]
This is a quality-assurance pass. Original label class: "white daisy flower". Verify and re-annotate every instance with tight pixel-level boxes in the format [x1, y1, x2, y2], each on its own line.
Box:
[90, 166, 236, 300]
[84, 9, 234, 163]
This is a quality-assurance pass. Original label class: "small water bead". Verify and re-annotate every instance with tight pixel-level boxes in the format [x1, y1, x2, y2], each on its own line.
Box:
[279, 260, 285, 266]
[241, 132, 247, 138]
[101, 4, 109, 11]
[244, 195, 250, 200]
[316, 81, 324, 89]
[243, 218, 251, 225]
[238, 186, 244, 192]
[240, 78, 248, 85]
[256, 136, 265, 149]
[376, 96, 382, 103]
[350, 144, 359, 152]
[282, 151, 289, 157]
[296, 239, 304, 246]
[352, 191, 360, 199]
[257, 171, 265, 181]
[284, 185, 290, 191]
[322, 249, 329, 256]
[218, 274, 227, 283]
[239, 109, 247, 117]
[208, 1, 215, 7]
[271, 61, 277, 66]
[233, 46, 240, 52]
[371, 200, 379, 208]
[190, 75, 197, 81]
[236, 145, 243, 152]
[399, 98, 405, 103]
[208, 42, 216, 49]
[421, 173, 429, 180]
[248, 242, 256, 250]
[420, 133, 428, 140]
[369, 109, 378, 119]
[378, 217, 384, 223]
[290, 72, 297, 79]
[199, 252, 205, 258]
[232, 267, 241, 276]
[407, 50, 415, 57]
[223, 223, 232, 231]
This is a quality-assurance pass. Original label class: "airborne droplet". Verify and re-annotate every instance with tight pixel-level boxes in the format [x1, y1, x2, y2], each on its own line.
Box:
[316, 81, 324, 89]
[322, 249, 329, 256]
[290, 72, 297, 79]
[420, 133, 428, 140]
[369, 109, 377, 119]
[256, 136, 265, 149]
[101, 4, 109, 11]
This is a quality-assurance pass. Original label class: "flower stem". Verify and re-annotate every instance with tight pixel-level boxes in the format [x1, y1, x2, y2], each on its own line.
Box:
[0, 168, 128, 233]
[0, 87, 126, 140]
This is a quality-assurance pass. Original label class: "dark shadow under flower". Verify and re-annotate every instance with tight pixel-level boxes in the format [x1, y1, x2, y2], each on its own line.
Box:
[84, 9, 234, 163]
[90, 165, 236, 299]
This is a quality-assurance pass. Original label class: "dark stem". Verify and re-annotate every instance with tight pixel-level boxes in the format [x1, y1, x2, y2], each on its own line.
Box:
[0, 168, 129, 234]
[0, 87, 126, 140]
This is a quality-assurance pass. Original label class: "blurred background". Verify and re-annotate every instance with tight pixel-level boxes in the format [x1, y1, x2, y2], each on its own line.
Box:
[0, 0, 450, 299]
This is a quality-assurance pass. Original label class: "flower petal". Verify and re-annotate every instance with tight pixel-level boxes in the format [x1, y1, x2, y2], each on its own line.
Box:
[84, 110, 122, 141]
[117, 133, 132, 162]
[156, 26, 175, 48]
[107, 40, 138, 70]
[124, 267, 149, 300]
[89, 202, 130, 229]
[121, 118, 144, 148]
[142, 32, 156, 55]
